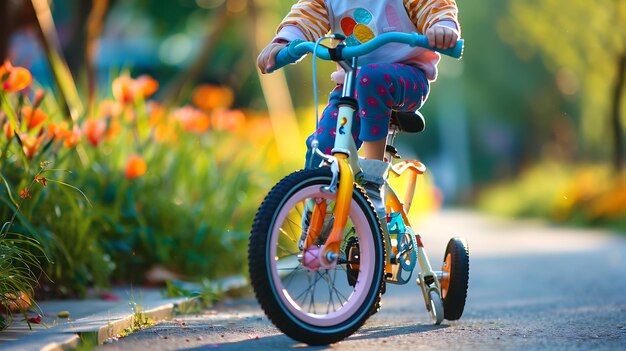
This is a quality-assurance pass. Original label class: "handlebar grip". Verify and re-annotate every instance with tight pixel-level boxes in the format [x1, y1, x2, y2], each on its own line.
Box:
[443, 38, 464, 59]
[267, 39, 305, 73]
[413, 35, 464, 59]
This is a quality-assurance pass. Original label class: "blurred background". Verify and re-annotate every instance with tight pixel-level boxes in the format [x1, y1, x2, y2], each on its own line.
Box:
[0, 0, 625, 309]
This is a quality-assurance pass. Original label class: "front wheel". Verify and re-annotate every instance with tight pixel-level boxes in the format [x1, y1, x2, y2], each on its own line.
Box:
[248, 167, 386, 345]
[440, 237, 469, 320]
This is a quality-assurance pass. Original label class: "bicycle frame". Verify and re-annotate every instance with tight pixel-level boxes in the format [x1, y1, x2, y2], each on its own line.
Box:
[383, 125, 440, 295]
[302, 61, 439, 291]
[289, 32, 463, 288]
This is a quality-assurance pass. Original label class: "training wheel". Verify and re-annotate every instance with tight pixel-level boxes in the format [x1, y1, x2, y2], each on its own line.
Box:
[441, 237, 469, 320]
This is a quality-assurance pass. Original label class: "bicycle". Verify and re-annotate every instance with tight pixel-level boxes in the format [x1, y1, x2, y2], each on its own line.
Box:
[248, 32, 469, 345]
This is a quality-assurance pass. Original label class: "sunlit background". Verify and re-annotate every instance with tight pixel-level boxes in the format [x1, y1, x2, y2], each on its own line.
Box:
[0, 0, 624, 310]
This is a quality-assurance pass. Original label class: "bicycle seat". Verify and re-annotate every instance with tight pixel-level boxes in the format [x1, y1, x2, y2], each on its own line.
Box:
[390, 110, 425, 133]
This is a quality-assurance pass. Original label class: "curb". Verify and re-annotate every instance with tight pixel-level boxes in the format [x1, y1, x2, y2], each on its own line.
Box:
[71, 297, 198, 346]
[1, 276, 248, 351]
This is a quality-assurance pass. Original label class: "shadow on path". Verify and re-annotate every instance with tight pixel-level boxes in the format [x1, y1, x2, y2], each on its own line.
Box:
[182, 324, 447, 351]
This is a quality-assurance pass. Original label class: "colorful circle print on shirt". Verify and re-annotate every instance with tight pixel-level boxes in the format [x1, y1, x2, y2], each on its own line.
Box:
[340, 8, 376, 46]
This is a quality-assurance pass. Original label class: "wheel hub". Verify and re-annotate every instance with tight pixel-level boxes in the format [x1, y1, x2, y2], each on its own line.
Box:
[301, 245, 338, 271]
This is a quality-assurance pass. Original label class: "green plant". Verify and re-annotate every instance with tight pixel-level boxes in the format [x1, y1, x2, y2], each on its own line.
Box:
[120, 305, 155, 338]
[164, 278, 221, 311]
[0, 164, 51, 328]
[2, 60, 276, 299]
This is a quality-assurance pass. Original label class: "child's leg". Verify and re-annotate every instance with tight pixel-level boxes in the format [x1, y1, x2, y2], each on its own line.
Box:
[356, 63, 429, 160]
[356, 63, 429, 219]
[361, 139, 387, 160]
[304, 85, 362, 169]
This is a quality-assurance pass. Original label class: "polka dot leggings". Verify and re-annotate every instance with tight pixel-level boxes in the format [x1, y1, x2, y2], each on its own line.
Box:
[305, 63, 429, 169]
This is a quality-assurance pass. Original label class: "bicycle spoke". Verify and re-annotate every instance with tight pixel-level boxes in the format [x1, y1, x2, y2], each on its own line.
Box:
[294, 270, 325, 310]
[330, 269, 350, 307]
[276, 246, 300, 259]
[281, 264, 304, 290]
[279, 227, 299, 246]
[308, 272, 319, 314]
[324, 270, 335, 314]
[284, 217, 301, 244]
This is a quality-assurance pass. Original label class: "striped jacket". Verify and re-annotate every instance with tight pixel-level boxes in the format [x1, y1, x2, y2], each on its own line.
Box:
[275, 0, 459, 80]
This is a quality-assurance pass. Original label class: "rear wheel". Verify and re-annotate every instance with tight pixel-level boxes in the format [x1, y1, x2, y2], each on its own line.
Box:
[249, 168, 385, 345]
[440, 237, 469, 320]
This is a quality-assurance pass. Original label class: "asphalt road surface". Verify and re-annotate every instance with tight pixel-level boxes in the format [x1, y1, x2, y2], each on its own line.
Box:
[99, 210, 626, 350]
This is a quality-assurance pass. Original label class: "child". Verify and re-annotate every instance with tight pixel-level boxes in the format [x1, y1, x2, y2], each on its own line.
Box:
[257, 0, 460, 220]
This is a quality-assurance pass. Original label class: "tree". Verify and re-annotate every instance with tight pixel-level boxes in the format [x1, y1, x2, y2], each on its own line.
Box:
[502, 0, 626, 170]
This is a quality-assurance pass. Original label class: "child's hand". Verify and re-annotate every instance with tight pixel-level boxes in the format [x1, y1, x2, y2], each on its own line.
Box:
[257, 41, 288, 74]
[426, 23, 459, 50]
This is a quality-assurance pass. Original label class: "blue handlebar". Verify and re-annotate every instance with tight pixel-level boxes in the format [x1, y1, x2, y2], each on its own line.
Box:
[268, 32, 464, 73]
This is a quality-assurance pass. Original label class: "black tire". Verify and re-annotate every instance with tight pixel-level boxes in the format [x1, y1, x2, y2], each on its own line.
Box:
[441, 237, 469, 320]
[248, 168, 386, 345]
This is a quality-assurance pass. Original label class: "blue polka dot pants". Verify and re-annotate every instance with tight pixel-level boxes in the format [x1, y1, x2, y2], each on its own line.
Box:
[305, 63, 429, 169]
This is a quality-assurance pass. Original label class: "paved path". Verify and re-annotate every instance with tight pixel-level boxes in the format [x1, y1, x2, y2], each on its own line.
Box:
[98, 210, 626, 350]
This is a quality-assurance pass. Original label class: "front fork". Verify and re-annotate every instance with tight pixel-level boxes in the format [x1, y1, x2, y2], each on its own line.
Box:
[319, 153, 353, 265]
[300, 153, 354, 270]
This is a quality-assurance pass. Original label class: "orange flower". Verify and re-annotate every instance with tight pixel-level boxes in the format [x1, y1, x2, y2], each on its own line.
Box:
[22, 106, 48, 131]
[1, 61, 32, 92]
[173, 106, 210, 133]
[35, 174, 47, 187]
[3, 121, 14, 140]
[125, 154, 147, 179]
[105, 116, 121, 141]
[99, 99, 123, 118]
[111, 74, 159, 104]
[83, 118, 107, 146]
[154, 119, 178, 143]
[47, 121, 70, 141]
[211, 109, 246, 132]
[112, 75, 135, 104]
[147, 101, 166, 126]
[147, 102, 176, 142]
[20, 188, 32, 199]
[63, 125, 81, 149]
[19, 133, 45, 159]
[0, 60, 12, 78]
[192, 84, 234, 111]
[135, 75, 159, 99]
[33, 89, 45, 107]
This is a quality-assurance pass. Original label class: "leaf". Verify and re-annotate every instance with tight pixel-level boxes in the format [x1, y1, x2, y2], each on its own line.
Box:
[0, 172, 18, 206]
[0, 197, 41, 241]
[39, 137, 56, 156]
[44, 179, 92, 207]
[0, 93, 19, 131]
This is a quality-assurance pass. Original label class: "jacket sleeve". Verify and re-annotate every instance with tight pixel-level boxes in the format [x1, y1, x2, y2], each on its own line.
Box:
[404, 0, 460, 34]
[276, 0, 330, 41]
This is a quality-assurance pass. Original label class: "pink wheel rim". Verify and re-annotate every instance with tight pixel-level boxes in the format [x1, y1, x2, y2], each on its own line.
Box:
[269, 185, 376, 327]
